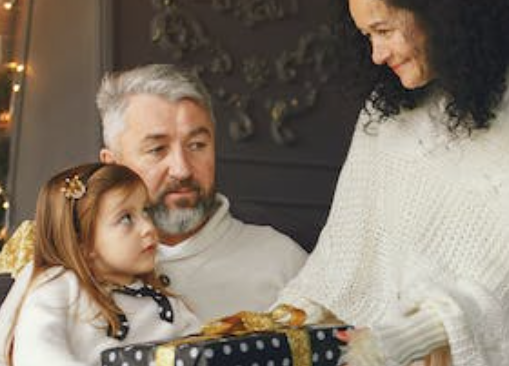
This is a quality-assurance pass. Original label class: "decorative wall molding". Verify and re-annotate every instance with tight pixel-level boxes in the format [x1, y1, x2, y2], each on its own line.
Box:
[211, 0, 299, 27]
[151, 0, 339, 146]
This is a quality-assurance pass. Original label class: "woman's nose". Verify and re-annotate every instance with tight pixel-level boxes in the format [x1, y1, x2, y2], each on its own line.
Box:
[371, 39, 390, 65]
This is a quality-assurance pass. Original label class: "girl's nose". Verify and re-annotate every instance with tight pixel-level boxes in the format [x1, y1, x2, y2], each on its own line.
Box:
[141, 215, 157, 238]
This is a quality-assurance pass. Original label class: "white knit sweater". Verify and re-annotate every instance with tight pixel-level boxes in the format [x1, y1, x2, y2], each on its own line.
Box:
[13, 267, 200, 366]
[278, 89, 509, 366]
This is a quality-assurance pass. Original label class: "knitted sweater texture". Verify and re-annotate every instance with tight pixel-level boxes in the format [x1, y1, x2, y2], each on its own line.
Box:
[278, 90, 509, 366]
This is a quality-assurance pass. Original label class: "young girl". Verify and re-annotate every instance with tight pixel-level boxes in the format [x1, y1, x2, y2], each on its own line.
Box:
[6, 163, 200, 366]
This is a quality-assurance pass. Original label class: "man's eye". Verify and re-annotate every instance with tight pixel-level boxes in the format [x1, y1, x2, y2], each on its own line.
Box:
[188, 141, 206, 151]
[147, 146, 166, 155]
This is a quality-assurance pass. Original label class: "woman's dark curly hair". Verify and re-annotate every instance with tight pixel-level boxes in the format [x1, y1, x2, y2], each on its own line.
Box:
[331, 0, 509, 130]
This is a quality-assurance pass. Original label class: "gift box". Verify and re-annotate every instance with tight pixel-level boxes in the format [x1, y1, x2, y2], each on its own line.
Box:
[101, 323, 348, 366]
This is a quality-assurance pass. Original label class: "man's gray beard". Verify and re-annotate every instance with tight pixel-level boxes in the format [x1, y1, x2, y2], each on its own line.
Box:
[151, 195, 217, 236]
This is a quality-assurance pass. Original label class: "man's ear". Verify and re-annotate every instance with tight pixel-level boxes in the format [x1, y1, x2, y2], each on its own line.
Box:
[99, 148, 117, 164]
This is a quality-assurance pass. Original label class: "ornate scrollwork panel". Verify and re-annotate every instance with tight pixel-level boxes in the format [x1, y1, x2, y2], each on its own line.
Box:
[151, 0, 339, 146]
[211, 0, 299, 27]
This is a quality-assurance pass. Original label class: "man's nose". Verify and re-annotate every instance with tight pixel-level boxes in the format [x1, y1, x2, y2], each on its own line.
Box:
[371, 39, 390, 65]
[166, 148, 192, 181]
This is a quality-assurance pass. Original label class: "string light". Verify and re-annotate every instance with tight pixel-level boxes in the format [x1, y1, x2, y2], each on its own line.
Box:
[0, 112, 10, 126]
[0, 184, 8, 242]
[2, 1, 15, 11]
[0, 227, 6, 241]
[0, 0, 18, 240]
[6, 62, 24, 73]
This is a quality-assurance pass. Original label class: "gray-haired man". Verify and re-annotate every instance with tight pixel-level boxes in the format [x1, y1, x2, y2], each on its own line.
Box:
[97, 64, 307, 321]
[0, 64, 307, 365]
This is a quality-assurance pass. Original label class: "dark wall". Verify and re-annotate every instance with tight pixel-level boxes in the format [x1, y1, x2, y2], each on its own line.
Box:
[8, 0, 106, 230]
[1, 0, 108, 305]
[111, 0, 364, 250]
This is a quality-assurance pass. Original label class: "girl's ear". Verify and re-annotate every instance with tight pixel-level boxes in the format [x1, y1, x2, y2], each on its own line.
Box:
[83, 244, 97, 259]
[100, 148, 117, 164]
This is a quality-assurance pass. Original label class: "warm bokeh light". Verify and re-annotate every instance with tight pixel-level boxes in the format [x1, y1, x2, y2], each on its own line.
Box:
[7, 62, 24, 73]
[0, 0, 16, 238]
[0, 112, 11, 126]
[0, 227, 7, 241]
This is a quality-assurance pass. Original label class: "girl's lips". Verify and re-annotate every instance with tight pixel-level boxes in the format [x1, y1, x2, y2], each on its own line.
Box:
[142, 243, 157, 253]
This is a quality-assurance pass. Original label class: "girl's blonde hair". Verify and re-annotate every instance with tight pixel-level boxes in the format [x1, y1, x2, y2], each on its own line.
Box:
[7, 163, 168, 364]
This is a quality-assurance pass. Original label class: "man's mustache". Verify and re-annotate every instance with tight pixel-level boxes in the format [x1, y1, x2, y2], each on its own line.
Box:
[157, 179, 201, 200]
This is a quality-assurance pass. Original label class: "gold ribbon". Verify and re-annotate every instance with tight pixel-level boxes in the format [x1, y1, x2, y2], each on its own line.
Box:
[156, 305, 312, 366]
[201, 304, 307, 335]
[156, 334, 225, 366]
[0, 220, 35, 277]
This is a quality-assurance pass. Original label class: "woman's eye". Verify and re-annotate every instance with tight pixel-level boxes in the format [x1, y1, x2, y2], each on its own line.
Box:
[377, 29, 392, 37]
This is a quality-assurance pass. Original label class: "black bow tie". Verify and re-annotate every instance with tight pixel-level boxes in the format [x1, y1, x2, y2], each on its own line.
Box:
[108, 284, 174, 340]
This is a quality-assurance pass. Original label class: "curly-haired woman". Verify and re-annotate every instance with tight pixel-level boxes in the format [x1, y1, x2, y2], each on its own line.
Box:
[277, 0, 509, 365]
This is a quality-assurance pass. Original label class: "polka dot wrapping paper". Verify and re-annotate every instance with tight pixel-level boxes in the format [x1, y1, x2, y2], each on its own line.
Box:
[100, 324, 349, 366]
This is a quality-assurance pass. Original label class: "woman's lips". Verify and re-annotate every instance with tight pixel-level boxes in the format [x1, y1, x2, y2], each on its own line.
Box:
[390, 61, 405, 73]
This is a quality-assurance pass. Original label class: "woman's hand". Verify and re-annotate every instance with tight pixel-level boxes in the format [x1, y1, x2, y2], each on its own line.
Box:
[335, 328, 387, 366]
[336, 329, 351, 366]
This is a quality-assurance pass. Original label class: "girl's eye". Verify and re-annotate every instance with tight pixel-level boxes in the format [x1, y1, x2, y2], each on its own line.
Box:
[119, 214, 133, 225]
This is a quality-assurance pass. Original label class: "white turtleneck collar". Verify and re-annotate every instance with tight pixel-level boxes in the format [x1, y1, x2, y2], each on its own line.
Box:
[156, 193, 233, 261]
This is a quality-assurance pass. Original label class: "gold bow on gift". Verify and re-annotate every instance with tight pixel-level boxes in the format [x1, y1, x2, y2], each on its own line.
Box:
[0, 220, 36, 277]
[157, 305, 312, 366]
[201, 304, 307, 335]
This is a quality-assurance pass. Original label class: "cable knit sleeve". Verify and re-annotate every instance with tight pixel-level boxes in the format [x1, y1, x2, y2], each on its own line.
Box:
[13, 269, 89, 366]
[346, 306, 448, 366]
[345, 276, 509, 366]
[407, 279, 509, 365]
